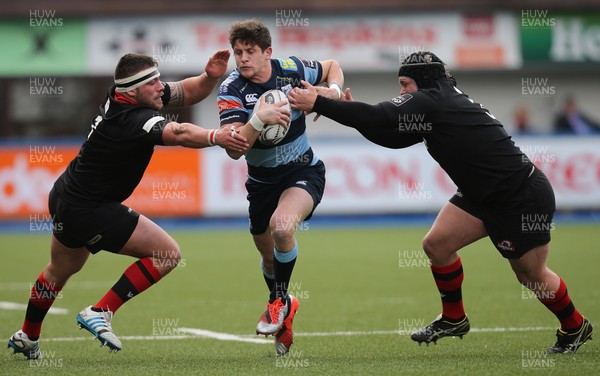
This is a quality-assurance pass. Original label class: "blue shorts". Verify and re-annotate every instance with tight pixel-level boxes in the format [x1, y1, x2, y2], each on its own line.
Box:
[245, 161, 326, 235]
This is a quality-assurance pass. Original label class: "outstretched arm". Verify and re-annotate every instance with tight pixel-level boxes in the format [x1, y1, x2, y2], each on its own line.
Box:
[164, 49, 231, 108]
[162, 121, 248, 152]
[289, 81, 422, 149]
[289, 80, 394, 130]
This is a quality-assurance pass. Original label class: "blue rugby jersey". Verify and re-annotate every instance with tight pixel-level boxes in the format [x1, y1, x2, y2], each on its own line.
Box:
[218, 56, 323, 182]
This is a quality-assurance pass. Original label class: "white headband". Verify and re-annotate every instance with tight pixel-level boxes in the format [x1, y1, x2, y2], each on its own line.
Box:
[114, 67, 160, 92]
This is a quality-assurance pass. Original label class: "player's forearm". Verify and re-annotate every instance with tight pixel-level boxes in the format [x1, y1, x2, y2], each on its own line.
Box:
[312, 95, 392, 130]
[319, 60, 344, 99]
[181, 73, 219, 106]
[176, 123, 213, 148]
[224, 123, 260, 160]
[324, 60, 344, 88]
[163, 122, 214, 148]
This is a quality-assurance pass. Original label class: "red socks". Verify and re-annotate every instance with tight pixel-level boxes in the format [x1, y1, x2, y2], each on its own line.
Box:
[430, 259, 583, 331]
[431, 258, 465, 321]
[22, 273, 63, 340]
[538, 278, 583, 331]
[93, 258, 162, 313]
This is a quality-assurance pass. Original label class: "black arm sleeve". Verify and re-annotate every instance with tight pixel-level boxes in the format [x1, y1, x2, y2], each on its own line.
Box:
[313, 95, 395, 130]
[312, 95, 423, 149]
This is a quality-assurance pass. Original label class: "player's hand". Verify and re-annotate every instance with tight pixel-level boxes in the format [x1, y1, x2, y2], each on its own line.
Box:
[256, 98, 292, 128]
[289, 80, 319, 118]
[214, 126, 249, 152]
[289, 80, 317, 111]
[205, 49, 231, 79]
[341, 87, 354, 102]
[315, 85, 342, 101]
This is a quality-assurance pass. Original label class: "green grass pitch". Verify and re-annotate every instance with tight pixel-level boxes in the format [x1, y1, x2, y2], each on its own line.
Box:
[1, 223, 598, 375]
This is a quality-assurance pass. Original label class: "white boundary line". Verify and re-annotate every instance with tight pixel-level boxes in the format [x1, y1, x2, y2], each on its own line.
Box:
[0, 301, 67, 315]
[293, 327, 555, 336]
[40, 326, 553, 344]
[179, 328, 272, 344]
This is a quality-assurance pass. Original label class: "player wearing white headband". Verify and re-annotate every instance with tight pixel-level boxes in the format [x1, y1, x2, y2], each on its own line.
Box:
[7, 50, 290, 359]
[114, 66, 161, 92]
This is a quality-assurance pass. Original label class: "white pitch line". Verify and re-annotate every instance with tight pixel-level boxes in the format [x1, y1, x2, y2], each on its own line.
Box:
[179, 328, 272, 344]
[0, 301, 68, 314]
[292, 327, 554, 337]
[39, 326, 553, 344]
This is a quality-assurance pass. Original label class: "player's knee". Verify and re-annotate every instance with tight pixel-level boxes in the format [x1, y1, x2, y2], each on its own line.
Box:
[157, 242, 181, 270]
[422, 234, 444, 259]
[270, 220, 296, 244]
[46, 263, 81, 284]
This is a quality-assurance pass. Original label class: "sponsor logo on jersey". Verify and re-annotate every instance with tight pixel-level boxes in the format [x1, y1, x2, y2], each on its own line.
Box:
[389, 94, 413, 107]
[497, 240, 515, 252]
[300, 58, 317, 69]
[245, 93, 258, 103]
[278, 58, 298, 71]
[218, 99, 243, 112]
[221, 114, 241, 123]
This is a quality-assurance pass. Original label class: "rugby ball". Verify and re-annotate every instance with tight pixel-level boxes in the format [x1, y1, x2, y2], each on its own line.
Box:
[253, 89, 291, 146]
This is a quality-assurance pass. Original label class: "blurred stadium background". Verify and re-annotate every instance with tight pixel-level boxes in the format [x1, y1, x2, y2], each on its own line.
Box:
[1, 1, 599, 223]
[1, 1, 599, 374]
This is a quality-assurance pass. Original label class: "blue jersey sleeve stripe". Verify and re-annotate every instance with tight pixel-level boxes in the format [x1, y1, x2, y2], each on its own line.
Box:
[217, 95, 244, 103]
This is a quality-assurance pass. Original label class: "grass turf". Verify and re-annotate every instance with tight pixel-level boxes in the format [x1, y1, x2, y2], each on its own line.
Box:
[1, 224, 598, 375]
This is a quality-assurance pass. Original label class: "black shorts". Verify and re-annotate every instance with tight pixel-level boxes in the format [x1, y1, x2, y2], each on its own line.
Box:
[449, 167, 556, 259]
[245, 161, 326, 235]
[49, 186, 140, 254]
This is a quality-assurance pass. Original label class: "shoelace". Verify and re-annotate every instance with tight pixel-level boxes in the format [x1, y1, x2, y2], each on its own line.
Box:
[267, 300, 286, 322]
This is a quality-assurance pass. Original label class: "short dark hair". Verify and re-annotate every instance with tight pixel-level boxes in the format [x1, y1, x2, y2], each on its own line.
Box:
[114, 53, 157, 80]
[229, 19, 271, 51]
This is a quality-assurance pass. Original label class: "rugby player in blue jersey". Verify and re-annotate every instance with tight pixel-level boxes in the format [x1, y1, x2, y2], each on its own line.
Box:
[218, 19, 344, 355]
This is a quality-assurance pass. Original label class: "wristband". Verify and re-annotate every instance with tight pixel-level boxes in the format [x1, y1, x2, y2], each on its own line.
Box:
[329, 82, 342, 99]
[207, 129, 217, 146]
[249, 113, 265, 132]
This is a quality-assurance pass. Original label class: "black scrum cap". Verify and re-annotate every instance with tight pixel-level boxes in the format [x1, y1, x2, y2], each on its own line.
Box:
[398, 51, 450, 88]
